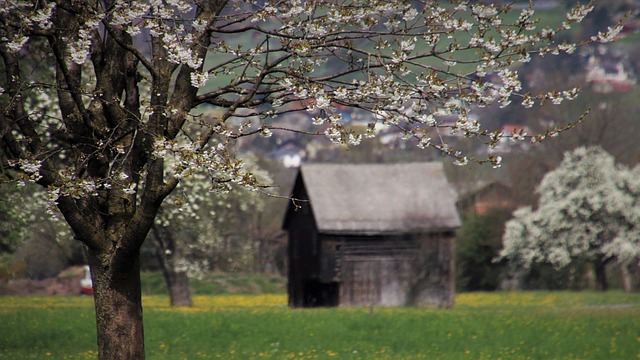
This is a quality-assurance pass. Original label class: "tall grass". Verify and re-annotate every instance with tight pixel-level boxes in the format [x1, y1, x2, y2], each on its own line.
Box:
[0, 292, 638, 359]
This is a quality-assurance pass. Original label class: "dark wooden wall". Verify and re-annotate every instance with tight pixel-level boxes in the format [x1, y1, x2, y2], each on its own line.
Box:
[288, 227, 455, 307]
[405, 232, 455, 307]
[286, 176, 322, 307]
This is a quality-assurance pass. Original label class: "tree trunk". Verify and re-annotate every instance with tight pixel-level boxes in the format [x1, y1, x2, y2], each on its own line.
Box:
[86, 247, 145, 360]
[594, 260, 608, 291]
[620, 264, 633, 293]
[152, 226, 193, 307]
[162, 266, 192, 307]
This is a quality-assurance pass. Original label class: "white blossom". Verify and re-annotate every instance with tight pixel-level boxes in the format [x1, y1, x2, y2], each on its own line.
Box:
[314, 93, 331, 110]
[260, 127, 273, 138]
[324, 126, 343, 144]
[417, 136, 431, 149]
[453, 156, 469, 166]
[31, 2, 56, 30]
[492, 156, 502, 169]
[123, 183, 137, 195]
[347, 133, 362, 146]
[521, 95, 535, 108]
[591, 25, 623, 43]
[402, 8, 418, 22]
[566, 4, 594, 23]
[7, 36, 28, 53]
[400, 37, 416, 52]
[190, 71, 210, 88]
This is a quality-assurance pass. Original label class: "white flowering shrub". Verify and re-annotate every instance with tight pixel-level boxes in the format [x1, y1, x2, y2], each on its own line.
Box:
[0, 185, 28, 255]
[150, 154, 269, 280]
[0, 183, 76, 279]
[500, 147, 640, 275]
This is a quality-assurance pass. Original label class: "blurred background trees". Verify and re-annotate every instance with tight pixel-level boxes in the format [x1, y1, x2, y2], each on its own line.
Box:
[145, 156, 282, 306]
[456, 208, 511, 292]
[501, 147, 640, 291]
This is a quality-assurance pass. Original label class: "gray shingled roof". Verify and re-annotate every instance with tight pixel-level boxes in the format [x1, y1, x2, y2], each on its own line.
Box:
[299, 162, 461, 235]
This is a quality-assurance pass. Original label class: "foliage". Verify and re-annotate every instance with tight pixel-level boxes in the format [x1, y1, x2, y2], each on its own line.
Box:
[500, 147, 640, 279]
[0, 185, 26, 254]
[0, 184, 79, 280]
[1, 292, 639, 359]
[456, 208, 511, 291]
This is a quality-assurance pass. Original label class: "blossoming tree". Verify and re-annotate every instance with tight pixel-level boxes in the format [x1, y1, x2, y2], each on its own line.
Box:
[500, 147, 640, 291]
[149, 156, 269, 307]
[0, 0, 623, 358]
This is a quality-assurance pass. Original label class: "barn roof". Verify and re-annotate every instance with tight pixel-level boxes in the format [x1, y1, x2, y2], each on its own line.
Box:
[286, 162, 461, 235]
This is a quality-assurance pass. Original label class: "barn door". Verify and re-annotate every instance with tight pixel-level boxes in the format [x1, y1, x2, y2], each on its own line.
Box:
[340, 257, 406, 306]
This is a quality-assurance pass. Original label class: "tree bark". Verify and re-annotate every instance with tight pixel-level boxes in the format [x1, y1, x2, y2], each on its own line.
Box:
[163, 269, 192, 307]
[86, 247, 145, 360]
[620, 264, 633, 293]
[152, 225, 193, 307]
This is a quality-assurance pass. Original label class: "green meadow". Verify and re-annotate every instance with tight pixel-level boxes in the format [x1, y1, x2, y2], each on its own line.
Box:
[0, 292, 638, 360]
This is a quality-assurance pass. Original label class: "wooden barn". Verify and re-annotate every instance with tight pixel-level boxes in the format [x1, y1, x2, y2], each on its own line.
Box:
[282, 162, 461, 308]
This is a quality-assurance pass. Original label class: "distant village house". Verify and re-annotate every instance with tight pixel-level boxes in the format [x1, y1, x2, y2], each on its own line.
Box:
[584, 49, 636, 93]
[456, 181, 516, 216]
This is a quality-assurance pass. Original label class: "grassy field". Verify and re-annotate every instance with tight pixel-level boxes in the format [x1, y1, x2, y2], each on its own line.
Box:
[0, 292, 638, 360]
